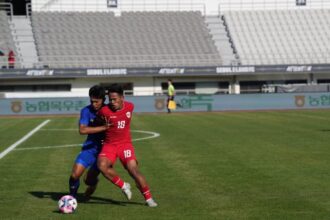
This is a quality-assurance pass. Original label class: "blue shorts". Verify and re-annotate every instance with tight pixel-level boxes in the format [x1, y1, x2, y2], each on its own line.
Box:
[75, 148, 99, 170]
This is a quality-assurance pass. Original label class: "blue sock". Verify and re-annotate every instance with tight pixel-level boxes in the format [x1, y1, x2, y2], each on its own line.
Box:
[69, 177, 80, 197]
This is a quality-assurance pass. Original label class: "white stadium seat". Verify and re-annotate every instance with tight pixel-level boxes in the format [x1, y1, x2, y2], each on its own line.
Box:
[223, 9, 330, 65]
[31, 11, 222, 68]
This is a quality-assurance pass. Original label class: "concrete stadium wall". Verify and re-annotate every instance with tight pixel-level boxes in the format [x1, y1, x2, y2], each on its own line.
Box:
[1, 93, 329, 115]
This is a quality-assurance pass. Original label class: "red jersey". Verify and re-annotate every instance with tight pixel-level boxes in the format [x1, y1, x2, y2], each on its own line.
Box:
[98, 101, 134, 145]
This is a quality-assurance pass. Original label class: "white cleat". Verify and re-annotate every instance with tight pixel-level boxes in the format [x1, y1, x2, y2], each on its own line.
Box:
[146, 198, 158, 207]
[122, 182, 132, 200]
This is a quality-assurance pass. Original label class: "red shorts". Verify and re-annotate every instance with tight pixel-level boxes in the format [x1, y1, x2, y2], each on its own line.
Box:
[98, 143, 136, 166]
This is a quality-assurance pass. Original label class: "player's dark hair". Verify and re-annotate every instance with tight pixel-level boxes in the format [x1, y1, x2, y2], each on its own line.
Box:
[89, 85, 105, 100]
[108, 83, 124, 96]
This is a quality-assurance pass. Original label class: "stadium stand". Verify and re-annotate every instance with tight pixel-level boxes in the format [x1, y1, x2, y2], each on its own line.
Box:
[0, 10, 18, 68]
[31, 11, 223, 68]
[222, 9, 330, 65]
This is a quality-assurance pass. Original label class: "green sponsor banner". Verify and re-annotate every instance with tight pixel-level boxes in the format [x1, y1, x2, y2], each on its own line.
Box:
[1, 93, 330, 115]
[2, 98, 89, 115]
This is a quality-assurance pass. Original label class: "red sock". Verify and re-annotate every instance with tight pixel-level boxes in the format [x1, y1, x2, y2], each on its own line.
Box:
[140, 186, 152, 200]
[111, 176, 124, 188]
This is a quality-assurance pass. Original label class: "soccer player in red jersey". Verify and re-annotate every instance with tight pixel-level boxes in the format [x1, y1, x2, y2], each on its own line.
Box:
[97, 84, 158, 207]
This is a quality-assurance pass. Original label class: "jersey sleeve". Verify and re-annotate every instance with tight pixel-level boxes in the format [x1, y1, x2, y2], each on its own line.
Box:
[79, 107, 90, 126]
[131, 102, 134, 112]
[126, 102, 134, 112]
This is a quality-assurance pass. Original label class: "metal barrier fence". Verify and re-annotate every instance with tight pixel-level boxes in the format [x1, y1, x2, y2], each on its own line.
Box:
[0, 53, 223, 69]
[2, 53, 330, 69]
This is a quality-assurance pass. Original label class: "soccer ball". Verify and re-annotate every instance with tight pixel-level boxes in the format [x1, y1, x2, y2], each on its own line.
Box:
[58, 195, 77, 214]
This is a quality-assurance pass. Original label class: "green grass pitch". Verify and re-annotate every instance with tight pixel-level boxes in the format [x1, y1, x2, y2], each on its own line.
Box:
[0, 110, 330, 219]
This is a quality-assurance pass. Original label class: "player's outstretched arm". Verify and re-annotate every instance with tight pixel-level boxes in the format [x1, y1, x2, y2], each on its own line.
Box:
[79, 124, 107, 135]
[79, 115, 112, 135]
[79, 120, 111, 135]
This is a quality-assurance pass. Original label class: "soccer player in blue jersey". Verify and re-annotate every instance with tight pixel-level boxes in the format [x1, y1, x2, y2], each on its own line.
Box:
[69, 85, 109, 199]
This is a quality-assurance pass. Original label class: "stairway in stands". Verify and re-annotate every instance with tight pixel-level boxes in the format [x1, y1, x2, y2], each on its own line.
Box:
[205, 15, 238, 65]
[11, 16, 39, 68]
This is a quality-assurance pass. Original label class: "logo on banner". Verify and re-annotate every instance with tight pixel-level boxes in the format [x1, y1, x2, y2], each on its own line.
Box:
[216, 66, 255, 73]
[26, 70, 54, 76]
[87, 69, 127, 76]
[286, 66, 312, 72]
[295, 96, 305, 107]
[11, 101, 22, 113]
[155, 98, 166, 110]
[159, 68, 184, 75]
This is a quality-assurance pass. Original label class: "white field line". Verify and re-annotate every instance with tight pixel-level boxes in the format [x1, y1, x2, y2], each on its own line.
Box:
[41, 129, 76, 131]
[131, 130, 160, 141]
[0, 120, 51, 159]
[14, 129, 160, 151]
[14, 144, 82, 151]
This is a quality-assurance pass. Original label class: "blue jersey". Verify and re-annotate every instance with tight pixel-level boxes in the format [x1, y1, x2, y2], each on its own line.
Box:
[79, 105, 104, 151]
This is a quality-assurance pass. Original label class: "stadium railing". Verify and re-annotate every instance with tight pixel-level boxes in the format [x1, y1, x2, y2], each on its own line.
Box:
[0, 3, 13, 20]
[36, 53, 223, 68]
[2, 52, 329, 69]
[32, 2, 206, 15]
[218, 0, 330, 15]
[26, 3, 32, 18]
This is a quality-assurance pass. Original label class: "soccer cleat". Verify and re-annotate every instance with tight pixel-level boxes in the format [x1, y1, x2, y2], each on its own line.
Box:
[146, 198, 158, 207]
[122, 182, 132, 200]
[84, 185, 97, 200]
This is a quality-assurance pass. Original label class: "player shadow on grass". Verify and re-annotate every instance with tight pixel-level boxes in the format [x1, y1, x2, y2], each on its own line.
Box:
[29, 191, 144, 206]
